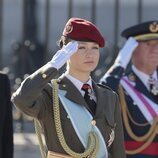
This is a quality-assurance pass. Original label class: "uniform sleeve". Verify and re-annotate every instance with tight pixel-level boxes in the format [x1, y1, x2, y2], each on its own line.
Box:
[100, 65, 125, 92]
[11, 63, 58, 119]
[110, 93, 126, 158]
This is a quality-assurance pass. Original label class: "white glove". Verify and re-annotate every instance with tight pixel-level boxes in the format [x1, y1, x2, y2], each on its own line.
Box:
[48, 41, 78, 70]
[114, 37, 138, 68]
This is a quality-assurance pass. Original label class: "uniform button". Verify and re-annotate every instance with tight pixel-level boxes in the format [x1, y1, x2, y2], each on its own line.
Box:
[114, 75, 118, 79]
[42, 73, 47, 79]
[91, 120, 96, 126]
[62, 84, 66, 87]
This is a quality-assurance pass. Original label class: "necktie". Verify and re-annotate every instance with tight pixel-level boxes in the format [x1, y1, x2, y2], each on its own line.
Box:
[81, 84, 96, 115]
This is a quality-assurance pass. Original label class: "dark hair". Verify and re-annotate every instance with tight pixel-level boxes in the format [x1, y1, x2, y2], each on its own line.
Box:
[57, 36, 72, 49]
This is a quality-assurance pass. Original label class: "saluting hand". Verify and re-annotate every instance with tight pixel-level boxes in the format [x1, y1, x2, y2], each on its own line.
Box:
[48, 41, 78, 70]
[115, 37, 138, 68]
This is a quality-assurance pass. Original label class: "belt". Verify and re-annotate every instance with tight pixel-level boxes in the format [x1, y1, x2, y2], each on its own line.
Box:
[125, 141, 158, 156]
[47, 151, 72, 158]
[47, 151, 91, 158]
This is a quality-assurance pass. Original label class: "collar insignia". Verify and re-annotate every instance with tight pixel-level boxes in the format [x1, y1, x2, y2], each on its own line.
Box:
[128, 74, 136, 82]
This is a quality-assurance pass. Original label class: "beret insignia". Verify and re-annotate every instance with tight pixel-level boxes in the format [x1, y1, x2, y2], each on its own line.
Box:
[65, 23, 73, 34]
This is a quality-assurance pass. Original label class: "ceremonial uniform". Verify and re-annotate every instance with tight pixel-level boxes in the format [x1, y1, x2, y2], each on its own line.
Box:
[12, 65, 125, 158]
[0, 72, 13, 158]
[12, 17, 126, 158]
[100, 21, 158, 158]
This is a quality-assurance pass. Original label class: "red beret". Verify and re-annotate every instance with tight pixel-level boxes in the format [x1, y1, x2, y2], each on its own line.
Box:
[62, 17, 105, 47]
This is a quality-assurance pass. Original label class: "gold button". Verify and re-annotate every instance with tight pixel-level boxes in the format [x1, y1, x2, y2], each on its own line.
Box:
[42, 73, 47, 79]
[62, 84, 66, 87]
[91, 120, 96, 126]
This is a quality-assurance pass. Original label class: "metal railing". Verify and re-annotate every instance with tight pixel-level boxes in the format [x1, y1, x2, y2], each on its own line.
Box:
[0, 0, 156, 132]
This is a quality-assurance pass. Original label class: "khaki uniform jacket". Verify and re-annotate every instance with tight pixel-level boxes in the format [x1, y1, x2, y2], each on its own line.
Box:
[12, 63, 126, 158]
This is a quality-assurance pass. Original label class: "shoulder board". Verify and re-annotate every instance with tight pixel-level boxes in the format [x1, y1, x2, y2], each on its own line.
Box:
[97, 83, 113, 91]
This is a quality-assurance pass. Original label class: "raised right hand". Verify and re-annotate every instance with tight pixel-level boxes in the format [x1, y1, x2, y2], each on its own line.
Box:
[115, 37, 138, 68]
[48, 41, 78, 70]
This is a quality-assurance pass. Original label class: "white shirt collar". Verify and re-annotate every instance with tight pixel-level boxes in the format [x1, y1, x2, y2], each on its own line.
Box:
[64, 72, 93, 93]
[132, 65, 157, 90]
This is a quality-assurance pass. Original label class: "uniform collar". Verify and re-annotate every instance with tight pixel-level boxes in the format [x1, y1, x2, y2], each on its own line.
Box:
[58, 74, 90, 110]
[64, 72, 93, 92]
[57, 75, 114, 122]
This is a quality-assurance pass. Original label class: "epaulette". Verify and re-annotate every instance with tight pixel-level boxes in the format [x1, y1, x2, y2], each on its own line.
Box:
[97, 83, 113, 91]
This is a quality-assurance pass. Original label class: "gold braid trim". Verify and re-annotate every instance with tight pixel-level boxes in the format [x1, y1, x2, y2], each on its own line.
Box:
[34, 119, 47, 158]
[118, 85, 158, 155]
[126, 105, 150, 127]
[52, 79, 99, 158]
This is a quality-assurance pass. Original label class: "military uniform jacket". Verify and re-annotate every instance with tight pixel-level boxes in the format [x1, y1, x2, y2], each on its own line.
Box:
[12, 63, 126, 158]
[100, 65, 158, 158]
[0, 72, 13, 158]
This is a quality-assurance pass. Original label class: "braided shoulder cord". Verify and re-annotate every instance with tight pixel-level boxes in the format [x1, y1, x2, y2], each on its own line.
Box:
[118, 85, 158, 155]
[52, 79, 99, 158]
[34, 119, 47, 158]
[126, 105, 150, 126]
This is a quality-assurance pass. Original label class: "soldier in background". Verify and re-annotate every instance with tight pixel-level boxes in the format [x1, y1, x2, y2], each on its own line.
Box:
[100, 21, 158, 158]
[0, 72, 13, 158]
